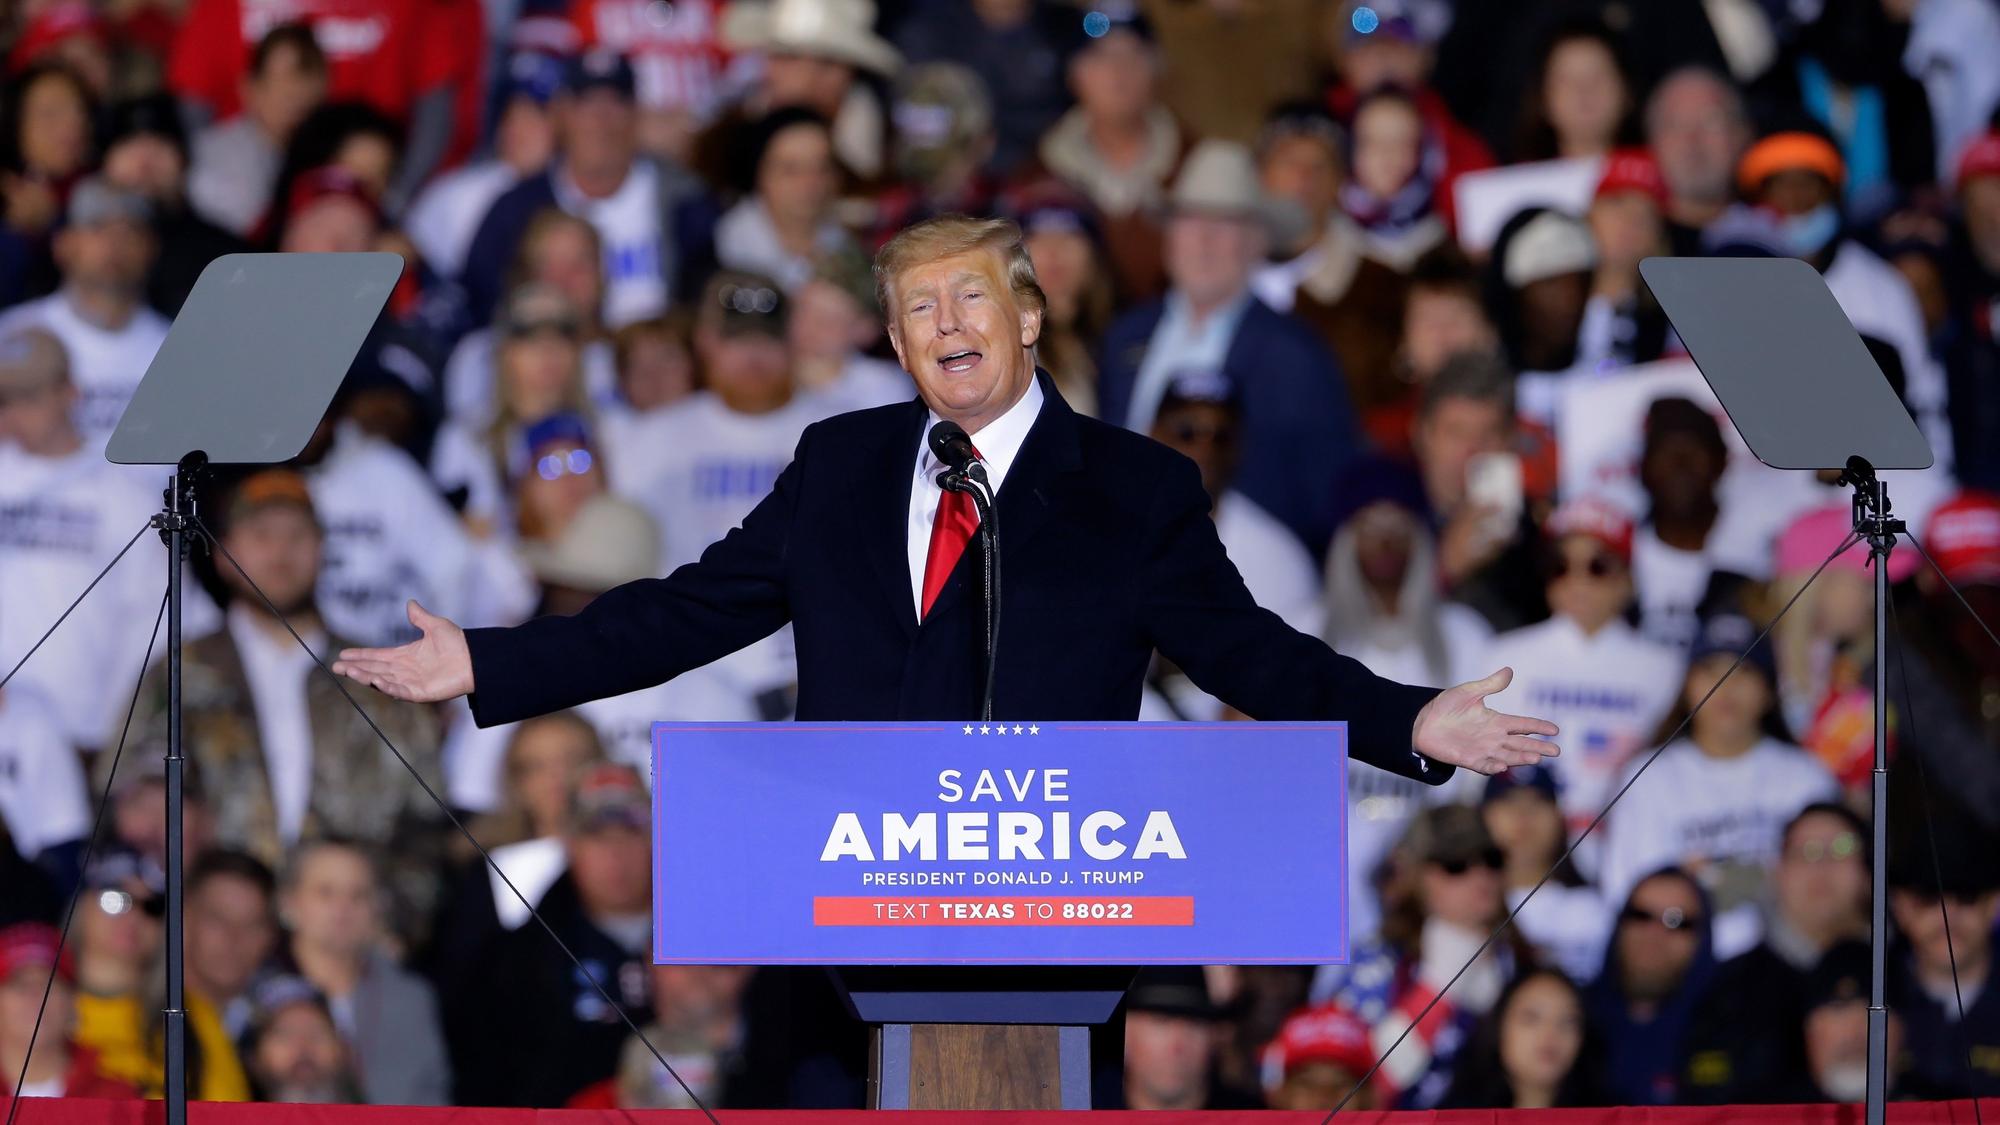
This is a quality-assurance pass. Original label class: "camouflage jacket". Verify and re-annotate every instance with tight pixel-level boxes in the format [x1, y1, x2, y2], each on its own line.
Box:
[109, 625, 447, 942]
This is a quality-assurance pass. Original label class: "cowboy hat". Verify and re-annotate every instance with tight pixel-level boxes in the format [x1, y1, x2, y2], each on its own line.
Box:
[721, 0, 900, 78]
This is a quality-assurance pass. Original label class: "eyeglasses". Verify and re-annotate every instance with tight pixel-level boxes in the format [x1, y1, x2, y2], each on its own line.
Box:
[1788, 832, 1861, 864]
[1435, 847, 1505, 876]
[1546, 552, 1623, 581]
[717, 283, 780, 315]
[1620, 904, 1703, 932]
[535, 447, 594, 481]
[97, 888, 166, 919]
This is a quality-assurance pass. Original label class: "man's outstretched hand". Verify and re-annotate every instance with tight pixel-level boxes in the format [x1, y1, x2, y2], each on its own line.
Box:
[1412, 667, 1560, 776]
[331, 601, 475, 703]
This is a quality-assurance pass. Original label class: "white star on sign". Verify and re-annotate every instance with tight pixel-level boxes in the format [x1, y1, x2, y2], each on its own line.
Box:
[1029, 725, 1040, 735]
[963, 725, 973, 735]
[1013, 725, 1024, 734]
[995, 725, 1007, 736]
[980, 724, 991, 735]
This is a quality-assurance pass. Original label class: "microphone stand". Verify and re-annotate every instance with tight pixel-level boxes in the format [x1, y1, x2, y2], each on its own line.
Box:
[939, 465, 1000, 722]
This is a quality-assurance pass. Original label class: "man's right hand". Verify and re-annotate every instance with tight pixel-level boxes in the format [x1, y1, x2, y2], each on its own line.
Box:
[331, 601, 475, 703]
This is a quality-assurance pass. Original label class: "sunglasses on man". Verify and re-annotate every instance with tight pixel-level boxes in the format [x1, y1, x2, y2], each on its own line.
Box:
[1620, 904, 1703, 932]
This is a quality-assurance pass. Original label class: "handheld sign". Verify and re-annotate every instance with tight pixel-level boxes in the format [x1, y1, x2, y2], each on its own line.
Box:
[652, 722, 1350, 965]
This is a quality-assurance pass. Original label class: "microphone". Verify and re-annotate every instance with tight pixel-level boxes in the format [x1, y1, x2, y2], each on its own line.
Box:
[928, 420, 977, 470]
[928, 420, 987, 487]
[925, 418, 1001, 722]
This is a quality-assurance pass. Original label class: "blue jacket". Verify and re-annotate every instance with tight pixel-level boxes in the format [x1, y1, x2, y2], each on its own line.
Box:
[464, 371, 1449, 785]
[1097, 295, 1362, 554]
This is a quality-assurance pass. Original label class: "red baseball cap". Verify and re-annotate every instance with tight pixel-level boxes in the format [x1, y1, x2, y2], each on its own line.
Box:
[7, 2, 107, 74]
[1925, 490, 2000, 587]
[286, 166, 381, 227]
[1595, 147, 1668, 207]
[0, 923, 74, 985]
[1545, 496, 1635, 564]
[1264, 1004, 1375, 1084]
[1956, 131, 2000, 193]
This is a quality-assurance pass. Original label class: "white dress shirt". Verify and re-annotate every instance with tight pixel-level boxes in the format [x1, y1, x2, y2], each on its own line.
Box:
[226, 603, 326, 844]
[906, 377, 1045, 617]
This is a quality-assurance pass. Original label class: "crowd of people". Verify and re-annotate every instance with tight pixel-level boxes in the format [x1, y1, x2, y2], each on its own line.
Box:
[3, 0, 2000, 1111]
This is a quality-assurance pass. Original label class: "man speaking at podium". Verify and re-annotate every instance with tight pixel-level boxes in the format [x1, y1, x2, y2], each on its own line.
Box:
[333, 216, 1559, 783]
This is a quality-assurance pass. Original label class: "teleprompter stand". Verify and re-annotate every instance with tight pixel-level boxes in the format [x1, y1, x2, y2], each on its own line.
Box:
[1642, 256, 1935, 1125]
[106, 252, 401, 1125]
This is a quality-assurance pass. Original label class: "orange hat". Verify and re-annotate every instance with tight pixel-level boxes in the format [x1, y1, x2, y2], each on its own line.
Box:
[1738, 132, 1845, 196]
[225, 469, 318, 530]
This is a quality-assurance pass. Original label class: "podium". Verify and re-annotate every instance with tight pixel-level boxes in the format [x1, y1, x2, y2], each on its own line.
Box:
[651, 721, 1354, 1109]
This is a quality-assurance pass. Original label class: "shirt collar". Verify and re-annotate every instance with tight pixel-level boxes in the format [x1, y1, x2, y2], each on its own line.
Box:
[916, 374, 1045, 495]
[1163, 287, 1254, 336]
[226, 601, 325, 661]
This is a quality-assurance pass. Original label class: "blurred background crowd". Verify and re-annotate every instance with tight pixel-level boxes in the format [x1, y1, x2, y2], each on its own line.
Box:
[3, 0, 2000, 1112]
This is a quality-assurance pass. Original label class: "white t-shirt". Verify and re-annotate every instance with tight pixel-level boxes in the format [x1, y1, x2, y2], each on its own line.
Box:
[813, 355, 914, 415]
[1510, 882, 1613, 984]
[0, 445, 200, 748]
[0, 682, 90, 858]
[442, 666, 758, 812]
[226, 604, 326, 844]
[0, 293, 170, 449]
[1482, 615, 1683, 843]
[405, 160, 522, 277]
[1631, 525, 1716, 652]
[553, 161, 666, 328]
[307, 426, 535, 645]
[1214, 491, 1324, 636]
[427, 420, 509, 532]
[1335, 603, 1491, 941]
[615, 391, 833, 572]
[712, 199, 850, 293]
[1599, 736, 1838, 913]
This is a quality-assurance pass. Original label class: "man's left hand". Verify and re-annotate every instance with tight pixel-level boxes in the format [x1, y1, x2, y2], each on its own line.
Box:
[1412, 667, 1560, 776]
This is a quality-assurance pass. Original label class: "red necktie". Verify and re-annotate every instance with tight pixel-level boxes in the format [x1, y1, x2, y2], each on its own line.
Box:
[920, 461, 982, 619]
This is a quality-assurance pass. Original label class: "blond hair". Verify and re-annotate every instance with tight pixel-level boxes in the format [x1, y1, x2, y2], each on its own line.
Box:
[872, 214, 1046, 324]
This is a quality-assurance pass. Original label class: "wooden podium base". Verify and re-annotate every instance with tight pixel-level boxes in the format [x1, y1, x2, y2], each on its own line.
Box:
[834, 967, 1131, 1111]
[869, 1024, 1090, 1109]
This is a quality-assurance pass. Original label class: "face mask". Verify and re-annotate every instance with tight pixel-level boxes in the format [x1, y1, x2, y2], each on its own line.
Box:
[1818, 1061, 1869, 1102]
[1779, 203, 1841, 258]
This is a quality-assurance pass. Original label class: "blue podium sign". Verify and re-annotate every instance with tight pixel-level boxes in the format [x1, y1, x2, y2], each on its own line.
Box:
[651, 722, 1350, 966]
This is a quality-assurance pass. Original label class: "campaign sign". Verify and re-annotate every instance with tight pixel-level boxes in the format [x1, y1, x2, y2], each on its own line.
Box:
[652, 722, 1350, 966]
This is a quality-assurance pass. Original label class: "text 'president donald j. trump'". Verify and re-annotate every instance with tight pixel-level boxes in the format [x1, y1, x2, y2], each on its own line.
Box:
[332, 215, 1559, 783]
